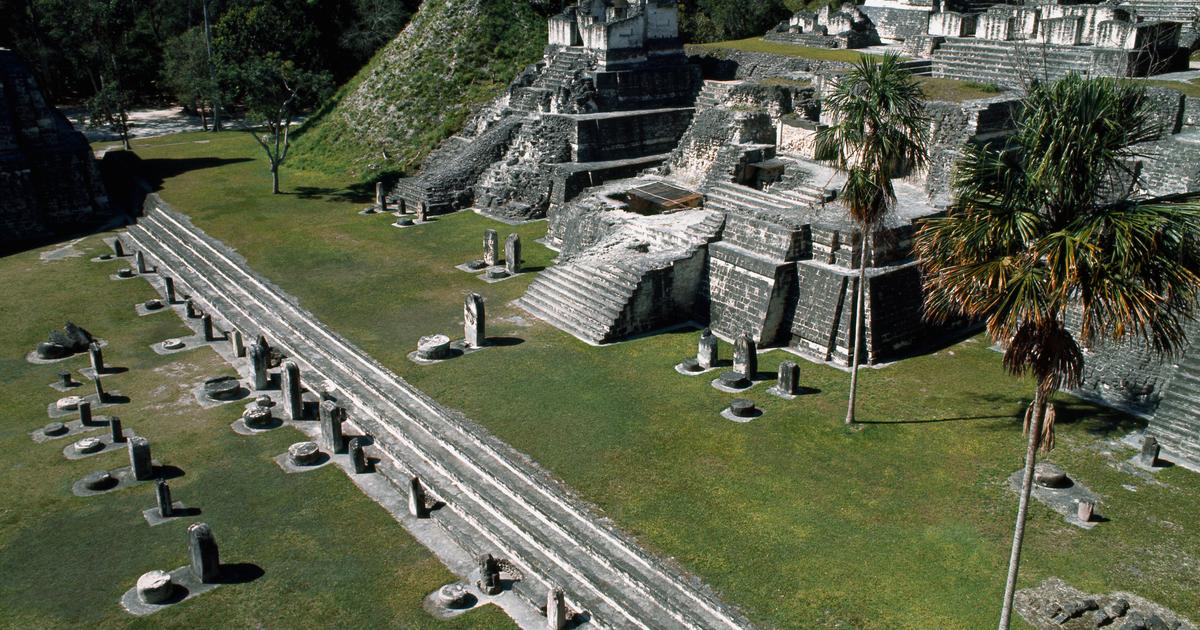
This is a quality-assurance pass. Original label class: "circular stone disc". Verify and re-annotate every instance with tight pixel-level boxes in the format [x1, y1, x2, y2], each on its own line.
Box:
[485, 268, 509, 279]
[136, 570, 175, 604]
[1034, 462, 1070, 488]
[718, 371, 749, 388]
[436, 583, 472, 609]
[56, 396, 85, 411]
[144, 299, 164, 310]
[74, 437, 103, 453]
[162, 338, 185, 350]
[729, 399, 756, 417]
[203, 376, 242, 400]
[43, 422, 68, 436]
[83, 470, 116, 490]
[244, 407, 273, 427]
[118, 268, 134, 278]
[288, 441, 321, 466]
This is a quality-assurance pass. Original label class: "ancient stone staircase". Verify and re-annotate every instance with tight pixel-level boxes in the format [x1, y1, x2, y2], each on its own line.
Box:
[1120, 0, 1200, 25]
[538, 48, 591, 91]
[704, 181, 805, 215]
[518, 211, 725, 344]
[932, 38, 1102, 86]
[1148, 350, 1200, 465]
[948, 0, 1022, 12]
[695, 80, 741, 113]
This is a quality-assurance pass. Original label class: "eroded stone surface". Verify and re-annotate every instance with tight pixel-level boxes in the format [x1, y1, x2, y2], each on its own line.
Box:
[136, 570, 175, 605]
[288, 441, 321, 466]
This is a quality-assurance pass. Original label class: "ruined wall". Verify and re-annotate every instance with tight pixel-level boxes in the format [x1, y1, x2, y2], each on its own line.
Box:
[0, 49, 110, 247]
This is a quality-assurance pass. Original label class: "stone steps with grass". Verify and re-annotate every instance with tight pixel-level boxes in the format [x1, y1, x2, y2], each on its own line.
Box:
[695, 80, 742, 113]
[1148, 350, 1200, 464]
[932, 38, 1109, 86]
[125, 203, 752, 630]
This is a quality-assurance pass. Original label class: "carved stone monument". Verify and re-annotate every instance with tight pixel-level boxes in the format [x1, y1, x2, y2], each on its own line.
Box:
[202, 314, 214, 341]
[282, 361, 302, 420]
[128, 436, 153, 481]
[408, 476, 428, 518]
[188, 523, 220, 583]
[547, 587, 568, 630]
[164, 277, 177, 303]
[484, 229, 499, 266]
[249, 342, 270, 391]
[733, 333, 758, 379]
[78, 400, 93, 425]
[135, 251, 147, 274]
[232, 330, 245, 358]
[697, 329, 718, 369]
[109, 416, 125, 443]
[1140, 435, 1160, 467]
[185, 299, 200, 319]
[349, 437, 369, 474]
[478, 554, 502, 595]
[319, 400, 346, 453]
[156, 479, 173, 518]
[505, 233, 521, 275]
[777, 361, 799, 396]
[375, 182, 388, 213]
[465, 293, 486, 348]
[88, 342, 104, 374]
[1077, 500, 1094, 523]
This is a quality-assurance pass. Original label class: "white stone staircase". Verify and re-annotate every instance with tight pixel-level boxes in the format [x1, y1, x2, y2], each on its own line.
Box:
[1149, 350, 1200, 465]
[695, 80, 742, 112]
[704, 181, 806, 214]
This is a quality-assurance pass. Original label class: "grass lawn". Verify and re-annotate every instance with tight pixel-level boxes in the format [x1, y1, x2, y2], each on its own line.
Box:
[687, 37, 884, 64]
[90, 131, 1200, 629]
[917, 76, 1005, 102]
[0, 231, 513, 626]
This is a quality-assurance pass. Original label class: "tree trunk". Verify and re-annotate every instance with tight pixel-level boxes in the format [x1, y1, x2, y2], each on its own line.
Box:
[998, 387, 1047, 629]
[845, 230, 869, 425]
[271, 163, 280, 194]
[199, 99, 208, 132]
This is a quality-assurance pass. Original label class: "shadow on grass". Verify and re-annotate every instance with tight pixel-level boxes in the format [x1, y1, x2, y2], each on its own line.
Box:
[140, 157, 255, 191]
[486, 337, 524, 347]
[857, 414, 1017, 425]
[213, 563, 264, 584]
[154, 465, 186, 481]
[289, 183, 374, 204]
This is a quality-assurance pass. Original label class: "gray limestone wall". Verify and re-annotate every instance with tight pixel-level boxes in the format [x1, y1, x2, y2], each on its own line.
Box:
[686, 48, 855, 82]
[0, 49, 111, 247]
[618, 248, 707, 336]
[790, 261, 854, 363]
[592, 64, 703, 111]
[660, 108, 776, 189]
[859, 5, 931, 41]
[569, 108, 695, 162]
[548, 198, 627, 254]
[917, 96, 1020, 206]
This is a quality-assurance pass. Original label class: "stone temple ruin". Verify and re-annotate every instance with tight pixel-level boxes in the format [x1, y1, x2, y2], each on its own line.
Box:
[388, 1, 1200, 467]
[0, 48, 111, 247]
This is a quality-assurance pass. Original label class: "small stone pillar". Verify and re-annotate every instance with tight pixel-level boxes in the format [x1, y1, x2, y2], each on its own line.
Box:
[464, 293, 486, 348]
[282, 361, 302, 421]
[112, 238, 125, 257]
[1077, 500, 1094, 523]
[58, 371, 73, 387]
[349, 437, 369, 474]
[547, 587, 567, 630]
[319, 400, 346, 453]
[128, 436, 153, 481]
[375, 181, 388, 213]
[202, 314, 214, 341]
[135, 251, 148, 274]
[505, 234, 522, 275]
[416, 203, 428, 222]
[733, 333, 758, 380]
[79, 401, 93, 425]
[483, 229, 499, 266]
[185, 299, 200, 319]
[408, 476, 428, 518]
[1140, 435, 1160, 467]
[156, 479, 173, 518]
[187, 523, 220, 583]
[94, 375, 107, 402]
[777, 361, 799, 395]
[109, 416, 125, 443]
[697, 328, 718, 369]
[478, 554, 502, 595]
[232, 330, 246, 358]
[164, 277, 177, 303]
[88, 342, 104, 374]
[249, 343, 270, 391]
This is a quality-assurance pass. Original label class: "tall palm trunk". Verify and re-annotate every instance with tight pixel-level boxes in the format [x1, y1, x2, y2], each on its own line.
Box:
[998, 386, 1047, 629]
[845, 230, 869, 424]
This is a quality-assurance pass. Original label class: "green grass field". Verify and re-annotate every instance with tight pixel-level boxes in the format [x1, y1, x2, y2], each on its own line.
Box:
[688, 37, 884, 64]
[76, 131, 1200, 629]
[0, 221, 513, 626]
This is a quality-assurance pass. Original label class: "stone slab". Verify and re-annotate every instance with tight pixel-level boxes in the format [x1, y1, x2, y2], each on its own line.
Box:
[475, 268, 525, 284]
[1007, 468, 1101, 529]
[29, 417, 109, 443]
[141, 502, 200, 527]
[720, 408, 763, 424]
[71, 463, 158, 497]
[48, 379, 83, 393]
[406, 340, 482, 366]
[189, 381, 250, 409]
[46, 393, 125, 418]
[272, 451, 332, 473]
[455, 262, 492, 274]
[231, 417, 283, 436]
[119, 565, 221, 616]
[710, 378, 755, 394]
[766, 385, 798, 400]
[78, 366, 128, 381]
[150, 334, 208, 356]
[674, 361, 719, 377]
[62, 429, 134, 460]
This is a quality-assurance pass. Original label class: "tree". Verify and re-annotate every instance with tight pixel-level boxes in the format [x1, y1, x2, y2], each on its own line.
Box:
[162, 27, 216, 130]
[913, 75, 1200, 629]
[815, 53, 929, 425]
[215, 2, 331, 193]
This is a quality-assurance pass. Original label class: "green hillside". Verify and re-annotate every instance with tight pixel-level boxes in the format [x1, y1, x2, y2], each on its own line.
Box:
[289, 0, 549, 182]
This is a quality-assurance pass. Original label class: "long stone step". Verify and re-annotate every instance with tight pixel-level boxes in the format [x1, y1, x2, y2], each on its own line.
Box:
[126, 205, 752, 629]
[522, 273, 626, 329]
[553, 264, 641, 309]
[514, 291, 610, 345]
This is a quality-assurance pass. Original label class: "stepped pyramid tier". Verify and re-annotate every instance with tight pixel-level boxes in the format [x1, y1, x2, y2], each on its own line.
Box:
[390, 0, 702, 222]
[766, 3, 883, 50]
[0, 48, 111, 248]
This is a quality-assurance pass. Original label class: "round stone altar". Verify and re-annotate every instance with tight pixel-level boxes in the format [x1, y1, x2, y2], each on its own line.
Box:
[485, 268, 509, 280]
[117, 268, 135, 278]
[143, 299, 164, 311]
[288, 441, 321, 466]
[679, 359, 702, 373]
[728, 399, 757, 418]
[1034, 462, 1071, 489]
[136, 570, 175, 604]
[719, 371, 750, 389]
[83, 471, 117, 491]
[436, 583, 473, 609]
[43, 422, 68, 436]
[161, 338, 185, 351]
[243, 407, 273, 428]
[73, 437, 103, 454]
[417, 334, 452, 361]
[56, 396, 85, 411]
[203, 376, 242, 401]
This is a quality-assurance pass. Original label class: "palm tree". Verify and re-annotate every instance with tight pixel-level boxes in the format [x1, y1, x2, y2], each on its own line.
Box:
[816, 53, 929, 425]
[914, 74, 1200, 630]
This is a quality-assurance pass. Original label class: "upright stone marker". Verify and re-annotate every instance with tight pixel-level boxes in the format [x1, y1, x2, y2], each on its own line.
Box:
[135, 251, 147, 274]
[128, 436, 153, 481]
[232, 330, 246, 358]
[282, 361, 302, 420]
[777, 361, 799, 395]
[505, 234, 522, 275]
[202, 314, 214, 341]
[1140, 435, 1160, 467]
[79, 401, 93, 425]
[109, 416, 125, 443]
[319, 400, 346, 453]
[156, 479, 173, 518]
[349, 437, 369, 474]
[58, 371, 73, 388]
[375, 182, 388, 213]
[94, 374, 107, 402]
[88, 342, 105, 374]
[733, 333, 758, 380]
[249, 343, 269, 391]
[112, 238, 125, 257]
[697, 329, 718, 369]
[464, 293, 485, 348]
[408, 476, 428, 518]
[185, 299, 200, 319]
[164, 277, 177, 303]
[547, 588, 567, 630]
[478, 554, 502, 595]
[483, 229, 499, 266]
[416, 203, 428, 222]
[1077, 500, 1094, 523]
[187, 523, 220, 583]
